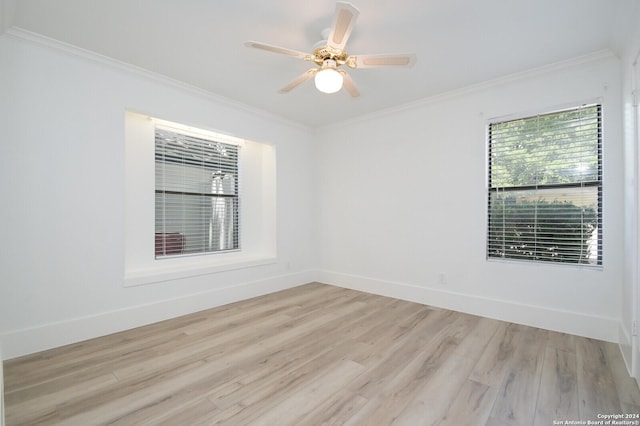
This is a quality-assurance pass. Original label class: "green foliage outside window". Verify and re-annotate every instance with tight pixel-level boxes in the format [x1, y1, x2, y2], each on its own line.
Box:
[487, 104, 601, 265]
[490, 106, 600, 187]
[488, 197, 597, 263]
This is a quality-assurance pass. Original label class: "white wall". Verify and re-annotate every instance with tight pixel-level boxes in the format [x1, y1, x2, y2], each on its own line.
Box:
[0, 0, 15, 36]
[619, 1, 640, 380]
[317, 52, 625, 342]
[0, 33, 319, 359]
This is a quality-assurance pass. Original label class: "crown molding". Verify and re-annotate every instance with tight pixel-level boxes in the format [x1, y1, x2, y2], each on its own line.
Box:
[4, 26, 617, 134]
[329, 49, 617, 130]
[4, 27, 312, 133]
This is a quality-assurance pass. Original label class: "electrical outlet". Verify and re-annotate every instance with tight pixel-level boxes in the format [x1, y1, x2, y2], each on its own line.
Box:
[438, 272, 446, 285]
[633, 320, 638, 337]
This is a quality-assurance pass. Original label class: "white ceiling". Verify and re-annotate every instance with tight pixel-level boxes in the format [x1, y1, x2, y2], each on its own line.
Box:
[4, 0, 636, 127]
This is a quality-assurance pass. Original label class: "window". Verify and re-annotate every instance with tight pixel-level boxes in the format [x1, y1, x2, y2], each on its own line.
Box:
[487, 104, 602, 266]
[125, 112, 276, 286]
[155, 126, 239, 258]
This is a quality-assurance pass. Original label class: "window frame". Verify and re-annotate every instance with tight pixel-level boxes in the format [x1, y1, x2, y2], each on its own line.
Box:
[124, 112, 277, 287]
[486, 103, 603, 267]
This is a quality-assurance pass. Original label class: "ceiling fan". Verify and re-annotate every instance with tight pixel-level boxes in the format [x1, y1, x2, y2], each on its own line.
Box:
[245, 2, 417, 97]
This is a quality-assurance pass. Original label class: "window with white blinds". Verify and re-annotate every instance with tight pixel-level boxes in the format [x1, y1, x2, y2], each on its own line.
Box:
[155, 126, 240, 258]
[487, 104, 602, 266]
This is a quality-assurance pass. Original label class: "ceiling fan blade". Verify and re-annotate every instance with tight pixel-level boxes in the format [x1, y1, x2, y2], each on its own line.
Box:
[327, 2, 360, 51]
[278, 69, 317, 93]
[340, 70, 360, 97]
[245, 41, 311, 60]
[349, 53, 417, 69]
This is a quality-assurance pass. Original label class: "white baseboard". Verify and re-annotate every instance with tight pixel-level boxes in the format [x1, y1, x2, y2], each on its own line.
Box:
[319, 270, 620, 343]
[0, 343, 4, 426]
[619, 323, 634, 377]
[0, 270, 318, 360]
[635, 341, 640, 388]
[2, 269, 622, 360]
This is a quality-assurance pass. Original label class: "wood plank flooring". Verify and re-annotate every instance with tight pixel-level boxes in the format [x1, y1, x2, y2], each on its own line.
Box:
[4, 282, 640, 425]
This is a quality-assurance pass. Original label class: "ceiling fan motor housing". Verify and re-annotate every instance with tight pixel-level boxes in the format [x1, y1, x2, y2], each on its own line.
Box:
[312, 46, 348, 66]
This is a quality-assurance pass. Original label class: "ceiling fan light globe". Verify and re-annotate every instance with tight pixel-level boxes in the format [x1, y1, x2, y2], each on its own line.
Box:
[315, 68, 343, 94]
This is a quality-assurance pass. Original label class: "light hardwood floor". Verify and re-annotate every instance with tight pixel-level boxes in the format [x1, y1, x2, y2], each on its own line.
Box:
[4, 283, 640, 425]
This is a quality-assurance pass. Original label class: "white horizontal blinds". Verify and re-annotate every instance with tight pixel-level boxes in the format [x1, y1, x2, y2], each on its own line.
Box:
[487, 104, 602, 265]
[155, 126, 240, 258]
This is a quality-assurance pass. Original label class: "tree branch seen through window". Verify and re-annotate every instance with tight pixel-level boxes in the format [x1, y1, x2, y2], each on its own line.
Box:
[487, 104, 602, 265]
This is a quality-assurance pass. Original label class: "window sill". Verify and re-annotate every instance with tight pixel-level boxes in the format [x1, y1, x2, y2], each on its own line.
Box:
[124, 255, 277, 287]
[486, 256, 602, 271]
